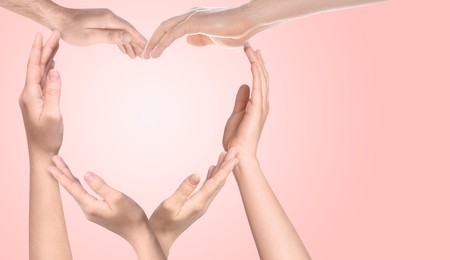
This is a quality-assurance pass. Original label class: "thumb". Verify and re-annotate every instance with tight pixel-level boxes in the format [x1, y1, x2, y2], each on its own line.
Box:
[167, 174, 201, 207]
[43, 69, 61, 113]
[232, 84, 250, 113]
[88, 29, 131, 44]
[84, 172, 118, 201]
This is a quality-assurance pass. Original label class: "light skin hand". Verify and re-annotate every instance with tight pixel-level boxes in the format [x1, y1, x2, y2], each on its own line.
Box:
[20, 31, 72, 260]
[222, 45, 311, 259]
[222, 44, 269, 158]
[0, 0, 147, 59]
[57, 8, 147, 59]
[47, 156, 167, 260]
[20, 30, 63, 158]
[149, 148, 239, 256]
[142, 0, 384, 58]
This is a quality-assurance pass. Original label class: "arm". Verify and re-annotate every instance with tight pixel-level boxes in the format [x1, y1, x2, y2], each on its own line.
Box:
[143, 0, 384, 58]
[19, 31, 72, 260]
[221, 44, 310, 259]
[47, 156, 167, 260]
[0, 0, 146, 59]
[149, 149, 239, 256]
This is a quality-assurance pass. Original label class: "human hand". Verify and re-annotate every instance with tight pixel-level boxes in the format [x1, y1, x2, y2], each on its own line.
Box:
[143, 6, 261, 58]
[149, 148, 239, 256]
[57, 8, 147, 59]
[47, 156, 151, 243]
[19, 31, 63, 157]
[222, 44, 269, 157]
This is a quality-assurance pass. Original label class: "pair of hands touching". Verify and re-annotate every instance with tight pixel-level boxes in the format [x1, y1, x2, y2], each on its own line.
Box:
[20, 31, 270, 258]
[2, 0, 382, 59]
[55, 5, 262, 59]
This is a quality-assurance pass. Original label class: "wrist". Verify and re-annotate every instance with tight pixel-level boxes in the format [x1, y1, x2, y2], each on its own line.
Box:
[128, 223, 166, 259]
[149, 226, 173, 257]
[28, 149, 57, 166]
[233, 152, 260, 176]
[38, 1, 70, 32]
[243, 0, 309, 30]
[28, 143, 60, 161]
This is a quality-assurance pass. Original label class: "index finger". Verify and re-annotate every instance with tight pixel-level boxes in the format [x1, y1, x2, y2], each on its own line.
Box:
[143, 10, 195, 59]
[47, 165, 98, 208]
[40, 31, 60, 72]
[192, 157, 239, 206]
[244, 44, 263, 106]
[25, 33, 43, 89]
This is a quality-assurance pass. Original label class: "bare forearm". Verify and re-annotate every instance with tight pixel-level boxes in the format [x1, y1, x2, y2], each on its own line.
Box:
[0, 0, 67, 30]
[234, 155, 310, 260]
[29, 153, 72, 260]
[242, 0, 384, 29]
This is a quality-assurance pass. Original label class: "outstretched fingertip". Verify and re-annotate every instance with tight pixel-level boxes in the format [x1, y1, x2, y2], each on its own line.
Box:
[84, 172, 96, 182]
[51, 30, 61, 40]
[188, 174, 201, 185]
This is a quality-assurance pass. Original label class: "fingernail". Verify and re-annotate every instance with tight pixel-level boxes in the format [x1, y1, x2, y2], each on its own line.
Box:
[84, 172, 95, 182]
[121, 32, 131, 43]
[48, 70, 60, 81]
[188, 174, 200, 185]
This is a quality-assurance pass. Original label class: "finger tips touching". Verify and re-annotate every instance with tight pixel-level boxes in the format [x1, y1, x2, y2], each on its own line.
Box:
[47, 165, 61, 179]
[51, 155, 66, 169]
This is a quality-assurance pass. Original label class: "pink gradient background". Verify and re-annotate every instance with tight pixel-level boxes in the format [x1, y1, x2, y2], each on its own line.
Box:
[1, 0, 449, 259]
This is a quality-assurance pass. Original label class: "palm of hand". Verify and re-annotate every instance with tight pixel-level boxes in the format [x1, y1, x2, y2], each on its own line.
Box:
[89, 194, 149, 240]
[20, 32, 63, 155]
[223, 86, 263, 156]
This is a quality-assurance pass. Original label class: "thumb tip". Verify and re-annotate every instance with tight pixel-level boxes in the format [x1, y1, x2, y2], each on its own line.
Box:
[48, 69, 60, 82]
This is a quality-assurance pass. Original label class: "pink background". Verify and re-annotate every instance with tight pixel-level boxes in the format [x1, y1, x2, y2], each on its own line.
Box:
[1, 0, 449, 259]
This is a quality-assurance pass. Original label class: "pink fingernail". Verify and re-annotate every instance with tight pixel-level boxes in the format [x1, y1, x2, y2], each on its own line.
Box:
[48, 70, 60, 81]
[84, 172, 95, 182]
